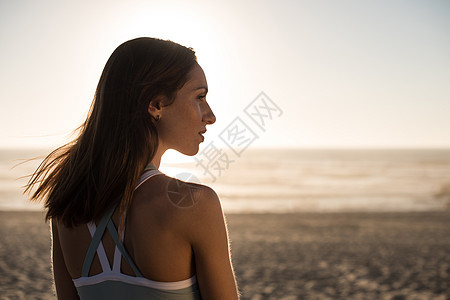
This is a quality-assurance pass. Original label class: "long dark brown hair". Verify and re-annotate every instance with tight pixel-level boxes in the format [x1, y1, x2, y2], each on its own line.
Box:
[25, 37, 197, 228]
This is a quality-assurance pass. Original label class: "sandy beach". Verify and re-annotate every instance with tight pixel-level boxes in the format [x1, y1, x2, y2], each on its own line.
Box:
[0, 211, 449, 300]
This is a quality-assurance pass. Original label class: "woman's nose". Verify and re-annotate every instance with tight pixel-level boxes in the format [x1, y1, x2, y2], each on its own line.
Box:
[204, 103, 216, 125]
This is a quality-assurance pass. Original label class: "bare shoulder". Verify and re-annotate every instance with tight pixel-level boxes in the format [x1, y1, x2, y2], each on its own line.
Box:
[166, 177, 222, 215]
[131, 174, 223, 224]
[166, 179, 227, 242]
[134, 173, 218, 206]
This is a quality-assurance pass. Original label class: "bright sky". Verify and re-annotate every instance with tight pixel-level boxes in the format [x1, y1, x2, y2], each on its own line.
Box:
[1, 0, 449, 149]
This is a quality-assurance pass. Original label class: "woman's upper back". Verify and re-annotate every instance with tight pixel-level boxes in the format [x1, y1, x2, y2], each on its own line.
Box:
[57, 170, 202, 281]
[55, 170, 218, 300]
[55, 168, 238, 299]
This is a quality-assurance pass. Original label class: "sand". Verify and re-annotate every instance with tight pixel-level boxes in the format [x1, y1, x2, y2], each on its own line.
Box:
[0, 211, 449, 300]
[0, 211, 52, 300]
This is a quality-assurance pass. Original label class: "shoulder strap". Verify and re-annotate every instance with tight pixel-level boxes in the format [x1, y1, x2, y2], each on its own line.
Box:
[135, 167, 161, 190]
[81, 204, 117, 277]
[144, 163, 158, 172]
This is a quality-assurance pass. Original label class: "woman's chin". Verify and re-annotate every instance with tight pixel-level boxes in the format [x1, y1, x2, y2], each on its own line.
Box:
[176, 145, 200, 156]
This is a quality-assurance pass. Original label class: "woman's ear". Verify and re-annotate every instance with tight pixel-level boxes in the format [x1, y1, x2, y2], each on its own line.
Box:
[148, 95, 165, 122]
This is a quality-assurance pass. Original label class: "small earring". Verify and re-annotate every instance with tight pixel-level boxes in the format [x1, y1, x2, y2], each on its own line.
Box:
[155, 115, 160, 122]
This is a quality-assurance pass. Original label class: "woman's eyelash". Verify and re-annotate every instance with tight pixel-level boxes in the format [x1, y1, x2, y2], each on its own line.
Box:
[198, 95, 206, 101]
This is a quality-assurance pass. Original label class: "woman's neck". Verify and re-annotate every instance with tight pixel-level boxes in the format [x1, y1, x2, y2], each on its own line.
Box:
[149, 145, 166, 169]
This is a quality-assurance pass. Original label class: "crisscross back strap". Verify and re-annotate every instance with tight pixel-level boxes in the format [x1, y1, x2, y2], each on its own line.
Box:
[106, 219, 143, 277]
[87, 223, 111, 273]
[81, 204, 116, 277]
[81, 205, 143, 278]
[81, 164, 160, 278]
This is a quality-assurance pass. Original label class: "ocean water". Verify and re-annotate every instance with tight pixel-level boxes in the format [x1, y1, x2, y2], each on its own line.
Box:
[2, 147, 450, 213]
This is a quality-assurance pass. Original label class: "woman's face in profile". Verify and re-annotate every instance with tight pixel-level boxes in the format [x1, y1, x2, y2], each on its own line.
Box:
[156, 63, 216, 155]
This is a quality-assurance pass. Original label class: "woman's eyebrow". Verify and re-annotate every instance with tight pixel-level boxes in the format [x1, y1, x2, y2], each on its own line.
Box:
[193, 86, 208, 93]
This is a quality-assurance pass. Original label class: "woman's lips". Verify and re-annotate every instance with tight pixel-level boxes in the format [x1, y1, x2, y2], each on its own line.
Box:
[198, 132, 205, 142]
[198, 130, 206, 142]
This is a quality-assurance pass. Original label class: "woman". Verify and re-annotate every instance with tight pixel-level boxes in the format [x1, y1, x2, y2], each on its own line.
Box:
[26, 37, 239, 299]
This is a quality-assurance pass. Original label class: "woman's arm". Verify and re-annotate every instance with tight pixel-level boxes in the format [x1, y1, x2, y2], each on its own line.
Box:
[51, 220, 80, 300]
[189, 186, 239, 299]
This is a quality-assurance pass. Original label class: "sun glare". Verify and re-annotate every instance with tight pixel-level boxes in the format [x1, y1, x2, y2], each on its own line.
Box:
[109, 2, 228, 127]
